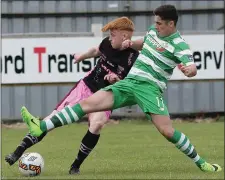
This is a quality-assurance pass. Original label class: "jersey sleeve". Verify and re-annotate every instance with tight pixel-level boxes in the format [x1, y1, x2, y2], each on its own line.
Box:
[99, 36, 110, 53]
[144, 25, 155, 41]
[174, 42, 195, 66]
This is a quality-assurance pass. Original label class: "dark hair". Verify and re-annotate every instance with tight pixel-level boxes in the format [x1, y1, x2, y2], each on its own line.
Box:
[153, 5, 178, 25]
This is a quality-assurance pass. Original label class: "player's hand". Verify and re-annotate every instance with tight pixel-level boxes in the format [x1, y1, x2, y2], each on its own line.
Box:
[121, 40, 133, 50]
[177, 64, 185, 73]
[104, 73, 120, 84]
[73, 53, 84, 64]
[179, 64, 197, 77]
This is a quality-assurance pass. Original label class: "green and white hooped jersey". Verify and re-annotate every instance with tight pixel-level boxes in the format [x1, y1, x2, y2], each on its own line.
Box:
[127, 25, 194, 91]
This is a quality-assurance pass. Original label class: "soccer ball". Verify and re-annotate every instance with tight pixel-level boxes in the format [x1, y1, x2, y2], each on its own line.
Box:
[18, 152, 44, 176]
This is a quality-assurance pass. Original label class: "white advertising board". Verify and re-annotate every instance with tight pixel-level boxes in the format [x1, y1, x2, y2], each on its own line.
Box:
[1, 34, 224, 84]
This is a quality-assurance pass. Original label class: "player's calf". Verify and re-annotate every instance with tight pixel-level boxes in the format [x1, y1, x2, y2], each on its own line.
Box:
[151, 114, 222, 172]
[69, 112, 108, 174]
[69, 129, 100, 174]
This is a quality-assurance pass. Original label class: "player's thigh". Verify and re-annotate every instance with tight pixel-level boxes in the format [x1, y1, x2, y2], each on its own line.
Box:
[80, 90, 114, 112]
[101, 79, 137, 110]
[134, 81, 169, 119]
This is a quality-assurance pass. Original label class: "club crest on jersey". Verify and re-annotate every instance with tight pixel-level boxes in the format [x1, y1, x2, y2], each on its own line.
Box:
[156, 47, 166, 52]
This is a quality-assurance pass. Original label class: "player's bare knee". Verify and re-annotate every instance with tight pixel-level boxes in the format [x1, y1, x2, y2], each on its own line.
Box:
[91, 118, 107, 129]
[159, 126, 174, 138]
[89, 115, 108, 133]
[89, 122, 104, 133]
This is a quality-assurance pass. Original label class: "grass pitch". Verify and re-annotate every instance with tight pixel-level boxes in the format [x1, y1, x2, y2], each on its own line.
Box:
[1, 120, 224, 179]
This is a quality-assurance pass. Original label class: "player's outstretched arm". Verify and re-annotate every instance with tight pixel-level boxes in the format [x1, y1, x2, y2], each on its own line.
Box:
[131, 38, 144, 50]
[74, 47, 101, 63]
[122, 38, 144, 51]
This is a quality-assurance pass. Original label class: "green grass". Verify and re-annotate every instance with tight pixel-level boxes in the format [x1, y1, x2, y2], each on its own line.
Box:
[1, 120, 224, 179]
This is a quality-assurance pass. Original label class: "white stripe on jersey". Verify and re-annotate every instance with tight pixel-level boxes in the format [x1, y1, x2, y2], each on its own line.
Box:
[174, 49, 193, 58]
[173, 37, 186, 44]
[138, 54, 172, 79]
[129, 67, 166, 91]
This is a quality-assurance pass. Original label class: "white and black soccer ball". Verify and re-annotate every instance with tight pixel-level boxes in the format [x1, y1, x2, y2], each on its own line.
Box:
[18, 152, 44, 176]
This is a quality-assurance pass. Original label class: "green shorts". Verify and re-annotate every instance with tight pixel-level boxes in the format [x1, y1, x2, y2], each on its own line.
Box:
[101, 78, 169, 119]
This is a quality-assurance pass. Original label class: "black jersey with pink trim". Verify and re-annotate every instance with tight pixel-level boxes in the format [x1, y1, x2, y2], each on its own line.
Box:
[83, 37, 139, 93]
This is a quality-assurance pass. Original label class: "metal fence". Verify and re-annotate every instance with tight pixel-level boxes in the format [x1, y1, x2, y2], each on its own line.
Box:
[1, 80, 224, 120]
[2, 0, 224, 34]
